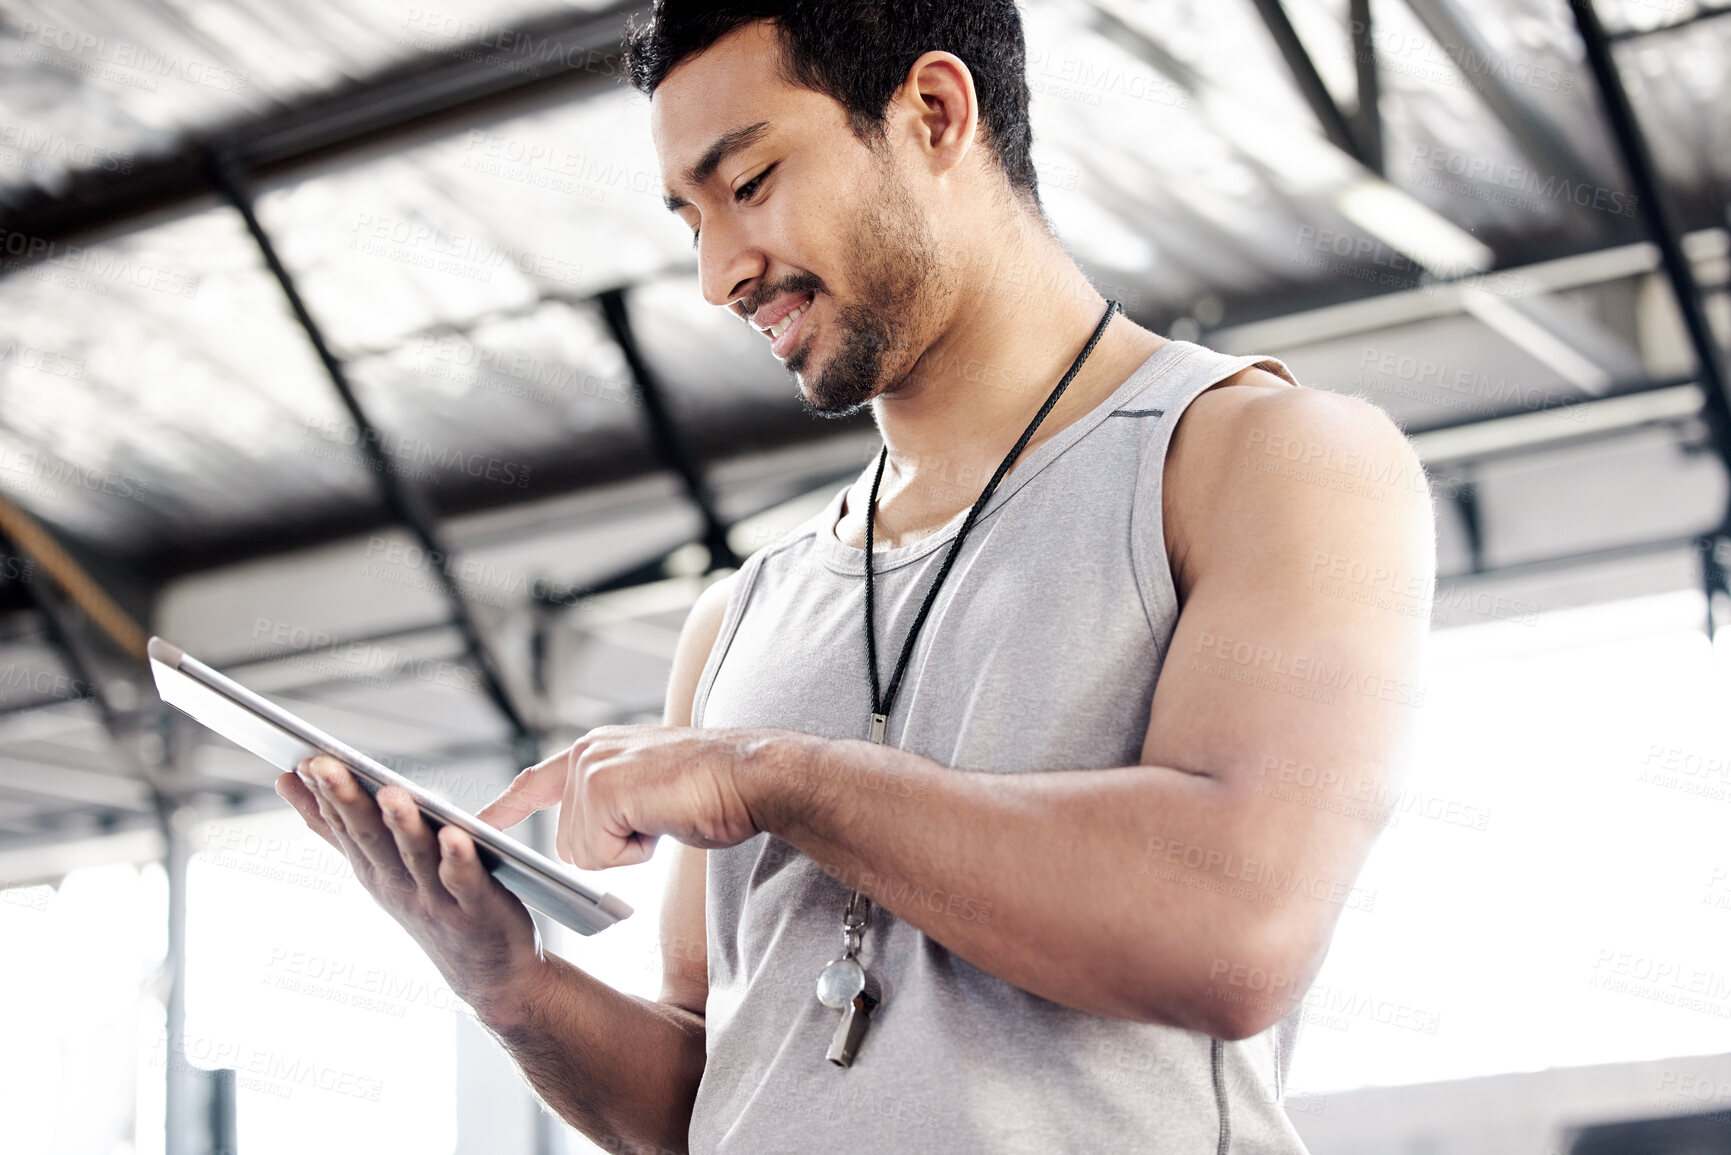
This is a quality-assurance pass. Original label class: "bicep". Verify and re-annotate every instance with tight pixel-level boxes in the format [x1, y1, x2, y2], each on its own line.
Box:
[1141, 388, 1434, 922]
[656, 574, 735, 1014]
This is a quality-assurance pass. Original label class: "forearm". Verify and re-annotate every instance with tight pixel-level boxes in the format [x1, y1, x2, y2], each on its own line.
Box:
[479, 953, 705, 1154]
[747, 734, 1339, 1035]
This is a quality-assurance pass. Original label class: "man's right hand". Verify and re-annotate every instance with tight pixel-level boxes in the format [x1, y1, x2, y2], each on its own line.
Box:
[266, 573, 729, 1150]
[276, 755, 549, 1029]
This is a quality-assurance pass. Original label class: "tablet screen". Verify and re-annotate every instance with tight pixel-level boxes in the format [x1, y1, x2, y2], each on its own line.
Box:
[148, 636, 631, 936]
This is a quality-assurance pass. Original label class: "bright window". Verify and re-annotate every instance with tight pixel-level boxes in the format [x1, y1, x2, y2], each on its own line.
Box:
[1288, 588, 1731, 1092]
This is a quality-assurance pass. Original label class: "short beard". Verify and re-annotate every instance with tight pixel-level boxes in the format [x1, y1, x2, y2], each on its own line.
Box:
[789, 163, 943, 419]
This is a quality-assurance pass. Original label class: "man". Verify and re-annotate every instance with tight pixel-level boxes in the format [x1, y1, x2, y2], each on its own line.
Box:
[280, 2, 1435, 1151]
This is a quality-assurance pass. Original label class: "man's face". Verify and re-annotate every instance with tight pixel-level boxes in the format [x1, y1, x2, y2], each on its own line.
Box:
[652, 21, 951, 417]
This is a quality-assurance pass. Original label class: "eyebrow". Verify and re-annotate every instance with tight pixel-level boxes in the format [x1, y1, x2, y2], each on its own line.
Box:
[662, 121, 773, 213]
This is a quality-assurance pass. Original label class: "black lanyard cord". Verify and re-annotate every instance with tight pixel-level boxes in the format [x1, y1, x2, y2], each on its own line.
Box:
[864, 298, 1121, 724]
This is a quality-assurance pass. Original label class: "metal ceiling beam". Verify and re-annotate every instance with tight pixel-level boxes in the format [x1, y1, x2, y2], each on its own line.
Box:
[0, 692, 89, 719]
[0, 445, 869, 725]
[1435, 530, 1703, 586]
[1211, 228, 1727, 351]
[1401, 0, 1622, 242]
[597, 288, 743, 572]
[1457, 291, 1618, 395]
[1569, 0, 1731, 508]
[1248, 0, 1376, 169]
[0, 1, 649, 274]
[1086, 4, 1203, 94]
[1349, 0, 1384, 174]
[208, 153, 538, 754]
[1449, 479, 1487, 574]
[1609, 7, 1731, 42]
[0, 525, 158, 772]
[0, 754, 153, 812]
[0, 494, 148, 660]
[1700, 534, 1730, 641]
[1408, 378, 1699, 464]
[0, 549, 98, 720]
[0, 521, 196, 942]
[1476, 292, 1646, 393]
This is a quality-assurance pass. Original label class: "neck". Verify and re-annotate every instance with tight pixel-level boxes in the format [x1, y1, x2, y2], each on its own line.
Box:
[865, 211, 1166, 523]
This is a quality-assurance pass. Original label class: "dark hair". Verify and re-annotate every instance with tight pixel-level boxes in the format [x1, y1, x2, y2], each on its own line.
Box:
[622, 1, 1039, 207]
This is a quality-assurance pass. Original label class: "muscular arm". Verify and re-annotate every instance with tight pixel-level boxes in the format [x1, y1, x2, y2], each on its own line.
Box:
[736, 381, 1434, 1038]
[277, 574, 731, 1152]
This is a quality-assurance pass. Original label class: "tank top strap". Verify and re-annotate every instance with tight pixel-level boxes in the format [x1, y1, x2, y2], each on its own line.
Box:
[1124, 341, 1300, 653]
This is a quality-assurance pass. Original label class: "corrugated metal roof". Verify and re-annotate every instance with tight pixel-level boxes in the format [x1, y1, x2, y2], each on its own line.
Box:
[0, 0, 1727, 854]
[2, 0, 1726, 573]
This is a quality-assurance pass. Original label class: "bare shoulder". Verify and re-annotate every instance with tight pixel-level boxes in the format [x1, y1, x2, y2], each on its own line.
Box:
[1165, 370, 1432, 587]
[1173, 369, 1416, 475]
[690, 569, 738, 628]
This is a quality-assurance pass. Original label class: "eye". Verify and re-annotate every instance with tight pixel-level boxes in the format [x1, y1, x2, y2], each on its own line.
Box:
[734, 164, 775, 202]
[690, 165, 776, 250]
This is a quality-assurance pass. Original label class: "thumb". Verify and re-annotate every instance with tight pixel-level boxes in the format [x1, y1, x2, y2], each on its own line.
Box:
[477, 748, 571, 830]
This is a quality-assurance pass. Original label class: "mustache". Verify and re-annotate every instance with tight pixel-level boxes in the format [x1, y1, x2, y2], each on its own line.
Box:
[738, 272, 826, 319]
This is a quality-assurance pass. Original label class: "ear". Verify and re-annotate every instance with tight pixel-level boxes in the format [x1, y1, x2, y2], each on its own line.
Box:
[890, 50, 981, 179]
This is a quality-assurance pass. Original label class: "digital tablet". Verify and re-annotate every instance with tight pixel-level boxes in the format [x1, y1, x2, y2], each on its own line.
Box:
[148, 636, 631, 936]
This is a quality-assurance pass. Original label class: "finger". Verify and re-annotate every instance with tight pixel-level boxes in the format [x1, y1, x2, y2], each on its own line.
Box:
[299, 759, 367, 864]
[436, 825, 498, 914]
[275, 771, 340, 849]
[304, 756, 407, 888]
[592, 830, 656, 870]
[578, 797, 656, 871]
[567, 763, 632, 871]
[295, 759, 359, 849]
[377, 786, 450, 902]
[477, 747, 573, 830]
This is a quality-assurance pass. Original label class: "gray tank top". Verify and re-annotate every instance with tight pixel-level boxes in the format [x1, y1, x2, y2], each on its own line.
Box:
[689, 340, 1310, 1154]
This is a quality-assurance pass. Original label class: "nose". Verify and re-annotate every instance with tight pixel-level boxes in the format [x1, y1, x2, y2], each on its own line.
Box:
[696, 213, 766, 312]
